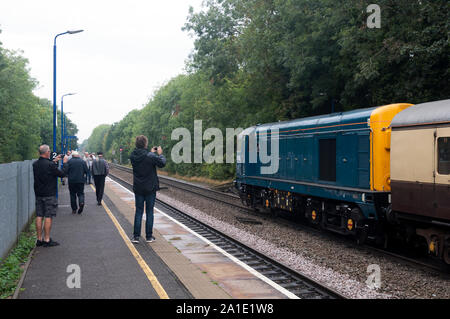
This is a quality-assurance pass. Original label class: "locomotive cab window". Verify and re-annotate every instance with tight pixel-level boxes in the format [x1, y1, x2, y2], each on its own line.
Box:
[438, 137, 450, 175]
[319, 138, 336, 182]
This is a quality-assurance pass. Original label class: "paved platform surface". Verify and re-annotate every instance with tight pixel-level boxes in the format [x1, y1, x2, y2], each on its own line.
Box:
[105, 177, 288, 299]
[19, 177, 289, 299]
[19, 182, 191, 299]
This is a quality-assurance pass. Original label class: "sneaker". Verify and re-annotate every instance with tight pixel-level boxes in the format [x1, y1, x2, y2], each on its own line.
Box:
[36, 240, 43, 247]
[131, 237, 140, 243]
[146, 236, 156, 243]
[78, 203, 84, 214]
[97, 201, 102, 206]
[72, 210, 77, 214]
[43, 239, 60, 247]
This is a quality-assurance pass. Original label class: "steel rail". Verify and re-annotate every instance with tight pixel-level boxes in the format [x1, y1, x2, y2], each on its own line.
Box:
[109, 163, 250, 212]
[108, 171, 346, 299]
[109, 163, 449, 275]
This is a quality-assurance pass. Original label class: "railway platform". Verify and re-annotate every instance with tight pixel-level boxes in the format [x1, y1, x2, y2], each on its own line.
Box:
[16, 177, 290, 299]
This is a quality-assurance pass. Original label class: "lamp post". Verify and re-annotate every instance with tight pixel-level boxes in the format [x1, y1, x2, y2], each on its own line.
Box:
[61, 93, 76, 155]
[53, 30, 83, 154]
[53, 29, 83, 198]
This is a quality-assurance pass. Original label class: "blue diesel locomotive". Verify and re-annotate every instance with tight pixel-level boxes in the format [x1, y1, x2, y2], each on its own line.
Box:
[235, 103, 412, 244]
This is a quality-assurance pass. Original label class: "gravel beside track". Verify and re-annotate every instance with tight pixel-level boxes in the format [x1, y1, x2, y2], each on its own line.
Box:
[110, 167, 450, 299]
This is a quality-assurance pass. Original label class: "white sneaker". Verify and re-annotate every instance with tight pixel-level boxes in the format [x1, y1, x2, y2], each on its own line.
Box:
[131, 237, 139, 243]
[146, 236, 155, 243]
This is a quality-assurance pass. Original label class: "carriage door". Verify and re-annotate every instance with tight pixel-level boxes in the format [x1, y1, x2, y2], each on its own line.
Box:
[434, 127, 450, 219]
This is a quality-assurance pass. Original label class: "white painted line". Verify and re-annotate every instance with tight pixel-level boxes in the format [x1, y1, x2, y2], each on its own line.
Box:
[107, 176, 300, 299]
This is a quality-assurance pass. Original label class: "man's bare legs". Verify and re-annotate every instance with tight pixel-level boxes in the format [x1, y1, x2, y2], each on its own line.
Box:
[43, 218, 53, 242]
[36, 216, 53, 242]
[36, 217, 43, 241]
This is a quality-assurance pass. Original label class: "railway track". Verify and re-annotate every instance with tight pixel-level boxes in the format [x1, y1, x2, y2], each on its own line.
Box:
[278, 210, 450, 275]
[107, 168, 346, 299]
[109, 163, 251, 212]
[109, 163, 449, 276]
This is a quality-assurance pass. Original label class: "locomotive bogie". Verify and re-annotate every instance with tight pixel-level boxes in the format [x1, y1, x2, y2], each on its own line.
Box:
[238, 183, 376, 242]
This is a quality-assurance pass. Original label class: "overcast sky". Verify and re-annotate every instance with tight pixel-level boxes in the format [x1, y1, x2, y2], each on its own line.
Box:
[0, 0, 204, 142]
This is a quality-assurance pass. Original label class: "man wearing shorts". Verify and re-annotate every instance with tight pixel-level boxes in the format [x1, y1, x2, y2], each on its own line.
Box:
[33, 145, 68, 247]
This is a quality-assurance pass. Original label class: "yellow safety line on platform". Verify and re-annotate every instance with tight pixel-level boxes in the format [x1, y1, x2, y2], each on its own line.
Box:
[90, 184, 169, 299]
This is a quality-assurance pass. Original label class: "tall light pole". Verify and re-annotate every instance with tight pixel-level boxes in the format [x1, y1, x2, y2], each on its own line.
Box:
[61, 93, 76, 155]
[53, 30, 83, 154]
[53, 29, 83, 197]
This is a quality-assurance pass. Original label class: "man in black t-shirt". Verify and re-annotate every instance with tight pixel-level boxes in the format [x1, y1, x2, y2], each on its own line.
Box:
[32, 145, 68, 247]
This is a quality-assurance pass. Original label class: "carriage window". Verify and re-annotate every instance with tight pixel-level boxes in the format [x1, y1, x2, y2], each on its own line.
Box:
[319, 138, 336, 182]
[438, 137, 450, 175]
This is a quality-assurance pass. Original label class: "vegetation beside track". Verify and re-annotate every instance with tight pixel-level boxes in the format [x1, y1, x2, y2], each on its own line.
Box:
[0, 45, 79, 163]
[0, 219, 36, 299]
[84, 0, 449, 180]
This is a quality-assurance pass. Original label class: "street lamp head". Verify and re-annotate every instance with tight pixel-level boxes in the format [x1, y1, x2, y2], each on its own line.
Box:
[67, 29, 84, 34]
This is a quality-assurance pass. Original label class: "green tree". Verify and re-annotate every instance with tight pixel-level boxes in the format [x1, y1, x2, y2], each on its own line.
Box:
[0, 49, 41, 162]
[87, 124, 110, 154]
[86, 0, 449, 180]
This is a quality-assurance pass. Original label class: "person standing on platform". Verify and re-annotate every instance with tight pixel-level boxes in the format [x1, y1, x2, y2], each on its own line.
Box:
[64, 151, 88, 215]
[130, 135, 166, 244]
[91, 152, 109, 205]
[33, 145, 68, 247]
[61, 151, 72, 186]
[84, 152, 93, 184]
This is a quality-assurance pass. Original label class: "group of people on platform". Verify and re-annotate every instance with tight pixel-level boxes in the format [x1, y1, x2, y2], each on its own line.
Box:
[62, 150, 109, 213]
[32, 135, 166, 248]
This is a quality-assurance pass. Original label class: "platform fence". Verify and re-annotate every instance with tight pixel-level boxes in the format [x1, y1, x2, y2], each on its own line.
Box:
[0, 160, 36, 261]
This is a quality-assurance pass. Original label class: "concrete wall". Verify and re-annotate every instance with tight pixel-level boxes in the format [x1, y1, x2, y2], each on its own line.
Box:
[0, 160, 35, 261]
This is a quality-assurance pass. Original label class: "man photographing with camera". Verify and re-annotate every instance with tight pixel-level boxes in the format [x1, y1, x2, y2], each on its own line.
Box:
[33, 145, 69, 247]
[130, 135, 166, 243]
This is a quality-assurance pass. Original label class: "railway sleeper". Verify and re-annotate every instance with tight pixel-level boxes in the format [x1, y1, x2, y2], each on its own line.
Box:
[281, 281, 305, 290]
[291, 288, 320, 296]
[225, 250, 241, 255]
[194, 229, 209, 234]
[252, 265, 274, 272]
[244, 260, 266, 267]
[209, 238, 227, 244]
[238, 256, 257, 261]
[258, 269, 282, 275]
[221, 245, 239, 251]
[271, 275, 292, 282]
